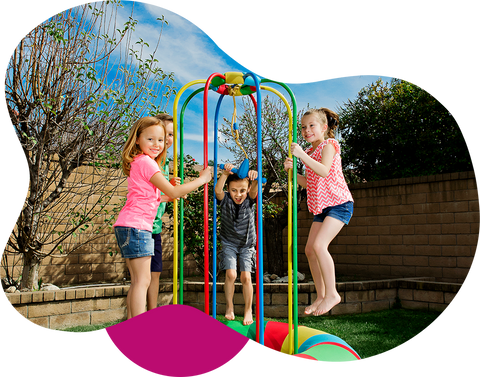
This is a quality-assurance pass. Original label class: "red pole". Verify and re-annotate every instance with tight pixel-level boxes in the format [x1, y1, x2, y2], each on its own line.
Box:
[248, 93, 257, 110]
[202, 73, 225, 315]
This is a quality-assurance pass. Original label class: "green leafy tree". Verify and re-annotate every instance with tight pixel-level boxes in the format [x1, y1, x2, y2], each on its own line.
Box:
[3, 1, 175, 290]
[338, 78, 472, 182]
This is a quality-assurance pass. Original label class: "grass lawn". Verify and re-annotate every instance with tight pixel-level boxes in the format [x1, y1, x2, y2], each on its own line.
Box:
[63, 308, 441, 359]
[296, 309, 440, 358]
[62, 320, 122, 332]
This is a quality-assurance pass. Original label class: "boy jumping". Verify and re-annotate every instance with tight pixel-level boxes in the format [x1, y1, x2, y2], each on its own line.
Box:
[215, 163, 258, 326]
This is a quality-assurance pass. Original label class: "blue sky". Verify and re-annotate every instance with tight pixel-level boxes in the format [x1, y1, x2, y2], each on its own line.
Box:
[123, 2, 391, 164]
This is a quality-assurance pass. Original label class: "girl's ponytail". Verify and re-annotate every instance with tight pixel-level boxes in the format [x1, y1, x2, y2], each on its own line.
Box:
[320, 108, 339, 139]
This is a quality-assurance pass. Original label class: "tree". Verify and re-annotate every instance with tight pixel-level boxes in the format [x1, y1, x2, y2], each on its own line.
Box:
[338, 78, 472, 182]
[218, 96, 307, 276]
[3, 1, 176, 290]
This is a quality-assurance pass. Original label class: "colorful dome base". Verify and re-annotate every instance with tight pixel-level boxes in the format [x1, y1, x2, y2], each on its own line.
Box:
[225, 320, 361, 361]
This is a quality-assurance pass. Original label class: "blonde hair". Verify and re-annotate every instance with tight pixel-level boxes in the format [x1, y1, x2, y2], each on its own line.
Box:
[303, 107, 339, 139]
[121, 116, 167, 176]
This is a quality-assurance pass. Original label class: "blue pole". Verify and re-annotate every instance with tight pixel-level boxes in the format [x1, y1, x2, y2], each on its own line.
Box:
[213, 94, 225, 319]
[244, 71, 263, 345]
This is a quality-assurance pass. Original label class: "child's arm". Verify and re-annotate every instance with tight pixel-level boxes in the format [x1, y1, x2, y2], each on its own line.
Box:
[284, 157, 307, 188]
[160, 177, 186, 202]
[160, 194, 172, 203]
[296, 174, 307, 188]
[214, 163, 233, 201]
[150, 167, 212, 199]
[248, 170, 259, 199]
[291, 142, 335, 178]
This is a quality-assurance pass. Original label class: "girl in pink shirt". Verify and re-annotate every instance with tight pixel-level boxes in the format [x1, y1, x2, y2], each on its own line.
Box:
[284, 108, 353, 316]
[114, 116, 212, 318]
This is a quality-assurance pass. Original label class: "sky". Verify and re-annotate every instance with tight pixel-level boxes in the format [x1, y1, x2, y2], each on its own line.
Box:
[86, 0, 402, 166]
[26, 0, 394, 162]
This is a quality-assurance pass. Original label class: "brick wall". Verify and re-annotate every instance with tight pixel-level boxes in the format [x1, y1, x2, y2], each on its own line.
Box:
[7, 285, 129, 329]
[185, 278, 458, 318]
[285, 171, 478, 283]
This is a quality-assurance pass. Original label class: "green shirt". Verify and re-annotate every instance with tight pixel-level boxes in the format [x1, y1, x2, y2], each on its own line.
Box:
[152, 159, 169, 235]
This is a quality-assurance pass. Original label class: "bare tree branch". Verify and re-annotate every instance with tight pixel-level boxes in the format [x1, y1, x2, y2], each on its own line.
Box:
[3, 1, 176, 290]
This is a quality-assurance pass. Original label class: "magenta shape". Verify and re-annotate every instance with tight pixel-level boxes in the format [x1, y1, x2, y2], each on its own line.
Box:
[106, 305, 248, 376]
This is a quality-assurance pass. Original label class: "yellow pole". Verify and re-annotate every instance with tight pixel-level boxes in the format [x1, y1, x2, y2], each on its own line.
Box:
[172, 79, 207, 304]
[260, 86, 294, 354]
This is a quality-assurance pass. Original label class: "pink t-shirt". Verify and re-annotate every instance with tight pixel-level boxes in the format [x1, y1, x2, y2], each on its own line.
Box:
[305, 139, 353, 215]
[114, 154, 161, 232]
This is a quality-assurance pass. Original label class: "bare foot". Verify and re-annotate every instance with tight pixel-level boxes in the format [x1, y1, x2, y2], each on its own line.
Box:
[313, 294, 341, 316]
[225, 304, 235, 320]
[305, 297, 323, 315]
[243, 308, 253, 326]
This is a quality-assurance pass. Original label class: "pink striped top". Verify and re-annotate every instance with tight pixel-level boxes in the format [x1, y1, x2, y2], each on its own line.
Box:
[304, 139, 353, 215]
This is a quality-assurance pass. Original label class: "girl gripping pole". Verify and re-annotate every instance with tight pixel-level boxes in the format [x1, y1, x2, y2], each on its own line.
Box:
[284, 108, 353, 316]
[114, 116, 212, 319]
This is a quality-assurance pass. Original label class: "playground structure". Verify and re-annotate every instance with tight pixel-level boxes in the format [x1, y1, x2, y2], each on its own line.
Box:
[171, 71, 360, 360]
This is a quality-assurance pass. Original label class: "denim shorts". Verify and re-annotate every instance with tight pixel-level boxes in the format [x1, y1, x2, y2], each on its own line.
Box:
[114, 226, 154, 259]
[218, 242, 256, 273]
[313, 201, 354, 225]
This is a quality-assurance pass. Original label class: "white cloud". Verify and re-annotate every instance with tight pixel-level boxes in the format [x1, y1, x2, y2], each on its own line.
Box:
[183, 129, 227, 144]
[140, 4, 234, 84]
[183, 132, 204, 142]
